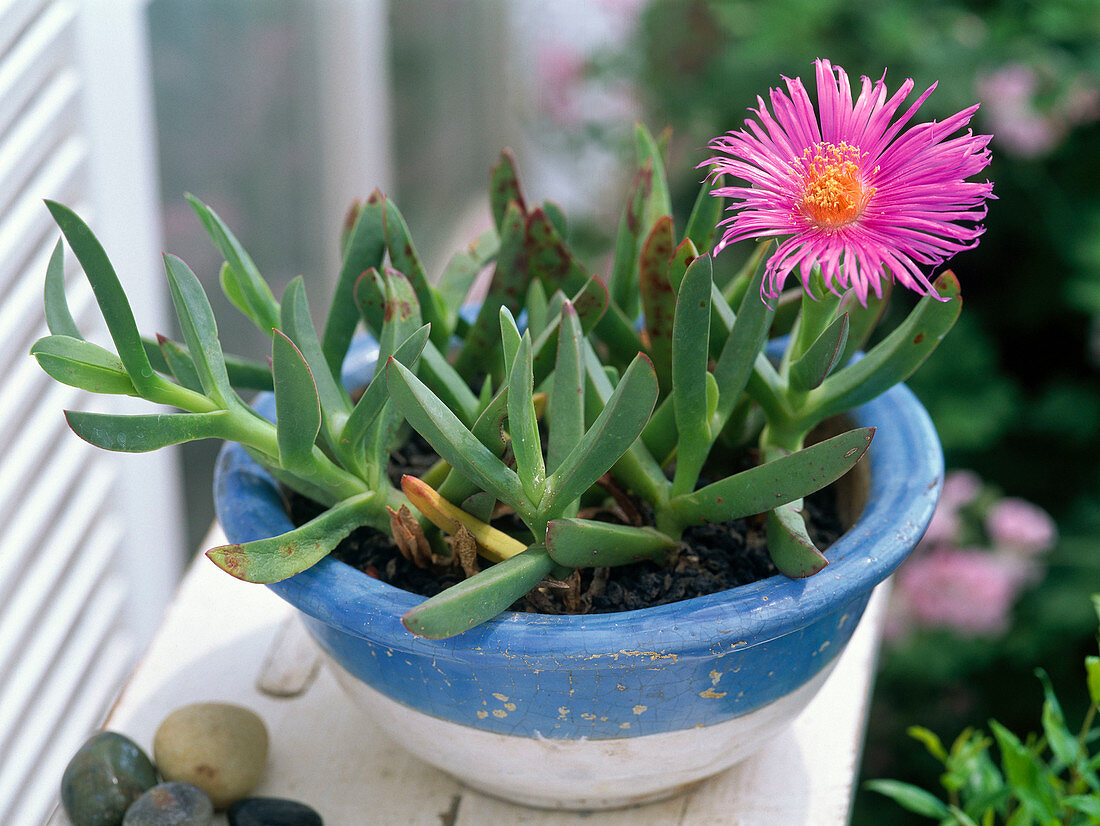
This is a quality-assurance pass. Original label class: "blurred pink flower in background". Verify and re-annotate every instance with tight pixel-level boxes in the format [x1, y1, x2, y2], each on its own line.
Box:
[922, 470, 981, 545]
[986, 497, 1058, 557]
[896, 549, 1020, 637]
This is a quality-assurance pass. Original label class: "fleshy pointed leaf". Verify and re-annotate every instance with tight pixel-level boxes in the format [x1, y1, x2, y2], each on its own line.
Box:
[837, 280, 892, 367]
[323, 191, 385, 373]
[386, 358, 529, 517]
[547, 302, 584, 475]
[809, 272, 962, 421]
[65, 409, 233, 452]
[638, 215, 676, 391]
[506, 334, 545, 502]
[767, 504, 829, 577]
[218, 261, 251, 322]
[713, 255, 773, 425]
[186, 194, 280, 334]
[671, 255, 713, 497]
[352, 267, 387, 334]
[437, 227, 499, 314]
[402, 545, 555, 639]
[499, 306, 522, 374]
[526, 278, 549, 338]
[383, 197, 447, 345]
[546, 519, 676, 568]
[671, 428, 874, 526]
[634, 123, 672, 238]
[1036, 669, 1081, 770]
[667, 238, 698, 293]
[608, 161, 652, 316]
[163, 253, 234, 406]
[789, 313, 850, 393]
[544, 353, 659, 514]
[31, 335, 136, 395]
[863, 780, 950, 819]
[144, 336, 273, 392]
[45, 202, 158, 394]
[489, 149, 526, 229]
[272, 330, 322, 472]
[157, 335, 203, 393]
[402, 476, 525, 562]
[207, 493, 379, 583]
[43, 238, 82, 338]
[684, 171, 724, 254]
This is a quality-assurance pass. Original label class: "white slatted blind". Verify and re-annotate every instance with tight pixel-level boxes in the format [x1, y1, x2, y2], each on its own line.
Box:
[0, 1, 182, 823]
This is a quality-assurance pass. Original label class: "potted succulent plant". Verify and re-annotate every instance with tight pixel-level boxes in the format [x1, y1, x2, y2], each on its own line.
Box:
[35, 59, 992, 810]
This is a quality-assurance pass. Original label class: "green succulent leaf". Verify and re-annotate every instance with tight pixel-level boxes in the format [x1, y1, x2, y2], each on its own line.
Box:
[713, 252, 773, 425]
[1064, 795, 1100, 818]
[667, 238, 698, 293]
[386, 357, 529, 518]
[789, 313, 850, 393]
[489, 149, 526, 229]
[272, 329, 322, 473]
[684, 171, 724, 254]
[545, 519, 677, 568]
[453, 202, 528, 380]
[323, 191, 385, 374]
[43, 238, 82, 339]
[766, 503, 829, 577]
[31, 335, 136, 396]
[185, 194, 280, 335]
[45, 202, 158, 395]
[218, 261, 251, 323]
[1086, 655, 1100, 706]
[837, 280, 892, 367]
[638, 215, 676, 392]
[671, 255, 714, 497]
[157, 335, 203, 393]
[499, 306, 523, 374]
[547, 302, 584, 476]
[525, 279, 550, 338]
[65, 409, 234, 452]
[437, 227, 499, 316]
[507, 334, 545, 503]
[207, 492, 381, 583]
[542, 201, 567, 237]
[382, 197, 448, 346]
[544, 353, 659, 515]
[163, 253, 234, 407]
[671, 427, 874, 527]
[352, 267, 387, 333]
[142, 336, 273, 392]
[1035, 669, 1081, 770]
[634, 123, 672, 238]
[806, 272, 962, 422]
[401, 544, 555, 639]
[608, 160, 652, 316]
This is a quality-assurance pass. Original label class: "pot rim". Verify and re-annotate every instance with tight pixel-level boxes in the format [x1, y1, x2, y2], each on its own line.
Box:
[214, 339, 942, 656]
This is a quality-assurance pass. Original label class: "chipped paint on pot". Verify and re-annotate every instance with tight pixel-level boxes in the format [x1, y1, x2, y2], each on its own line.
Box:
[214, 337, 942, 810]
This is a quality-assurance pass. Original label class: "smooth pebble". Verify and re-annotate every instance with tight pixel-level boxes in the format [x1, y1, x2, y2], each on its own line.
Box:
[153, 703, 268, 809]
[122, 782, 214, 825]
[61, 731, 158, 826]
[227, 797, 323, 826]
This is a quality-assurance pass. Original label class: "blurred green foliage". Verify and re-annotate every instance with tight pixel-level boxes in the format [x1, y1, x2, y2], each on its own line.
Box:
[623, 2, 1100, 823]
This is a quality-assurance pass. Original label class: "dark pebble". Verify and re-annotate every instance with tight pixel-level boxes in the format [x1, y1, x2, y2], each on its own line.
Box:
[61, 731, 158, 826]
[227, 797, 323, 826]
[122, 782, 213, 825]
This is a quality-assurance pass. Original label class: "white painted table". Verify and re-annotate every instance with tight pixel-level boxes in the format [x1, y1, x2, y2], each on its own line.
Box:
[50, 527, 889, 825]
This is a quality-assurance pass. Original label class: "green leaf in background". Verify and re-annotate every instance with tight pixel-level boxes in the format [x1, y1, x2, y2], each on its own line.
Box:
[1034, 670, 1082, 771]
[401, 544, 555, 639]
[989, 720, 1058, 823]
[272, 330, 321, 474]
[65, 409, 233, 452]
[907, 726, 949, 762]
[323, 191, 385, 374]
[634, 123, 673, 239]
[638, 215, 676, 391]
[1087, 656, 1100, 706]
[671, 427, 874, 527]
[185, 194, 280, 335]
[766, 503, 829, 577]
[684, 171, 725, 254]
[836, 280, 892, 367]
[207, 492, 381, 583]
[788, 313, 850, 393]
[506, 334, 545, 503]
[489, 148, 527, 230]
[608, 160, 652, 316]
[31, 335, 136, 396]
[436, 227, 500, 317]
[45, 202, 158, 395]
[544, 353, 659, 514]
[499, 306, 522, 374]
[712, 250, 773, 425]
[382, 197, 448, 346]
[863, 779, 951, 819]
[43, 238, 82, 339]
[163, 253, 235, 407]
[807, 271, 962, 422]
[545, 519, 677, 568]
[671, 255, 713, 498]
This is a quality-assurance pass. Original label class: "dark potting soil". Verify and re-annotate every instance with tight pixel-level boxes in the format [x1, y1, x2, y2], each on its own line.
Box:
[286, 435, 846, 616]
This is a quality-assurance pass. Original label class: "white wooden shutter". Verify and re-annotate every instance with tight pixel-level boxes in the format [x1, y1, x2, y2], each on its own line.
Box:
[0, 1, 183, 823]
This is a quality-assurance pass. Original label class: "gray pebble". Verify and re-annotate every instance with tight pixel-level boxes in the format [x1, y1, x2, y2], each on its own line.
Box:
[122, 782, 214, 825]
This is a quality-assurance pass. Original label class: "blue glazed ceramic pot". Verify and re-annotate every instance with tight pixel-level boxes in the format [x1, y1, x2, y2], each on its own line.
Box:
[214, 337, 942, 810]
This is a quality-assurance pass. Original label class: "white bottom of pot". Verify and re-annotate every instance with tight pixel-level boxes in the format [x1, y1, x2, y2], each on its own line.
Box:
[324, 656, 838, 811]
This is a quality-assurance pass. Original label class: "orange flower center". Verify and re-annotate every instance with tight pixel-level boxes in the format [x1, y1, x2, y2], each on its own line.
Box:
[796, 142, 874, 230]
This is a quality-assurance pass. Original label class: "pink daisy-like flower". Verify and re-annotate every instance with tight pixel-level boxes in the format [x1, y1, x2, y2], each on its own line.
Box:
[704, 58, 994, 302]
